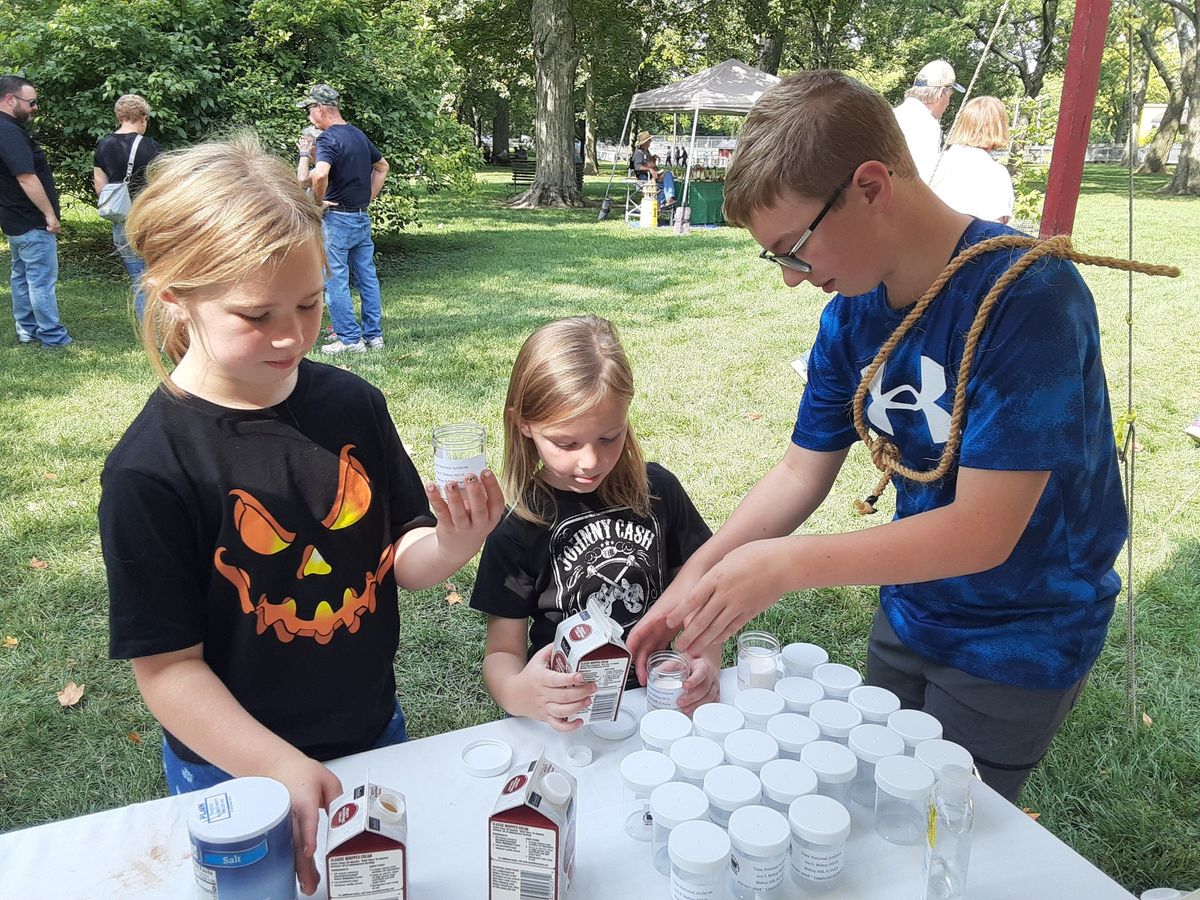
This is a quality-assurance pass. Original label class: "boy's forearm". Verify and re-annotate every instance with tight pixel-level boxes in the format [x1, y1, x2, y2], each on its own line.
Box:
[482, 650, 531, 717]
[392, 527, 474, 591]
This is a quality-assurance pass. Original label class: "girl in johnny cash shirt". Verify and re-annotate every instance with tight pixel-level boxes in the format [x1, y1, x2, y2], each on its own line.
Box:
[470, 315, 719, 731]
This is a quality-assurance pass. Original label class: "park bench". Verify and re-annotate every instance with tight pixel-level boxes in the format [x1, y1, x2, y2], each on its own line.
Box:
[511, 158, 584, 189]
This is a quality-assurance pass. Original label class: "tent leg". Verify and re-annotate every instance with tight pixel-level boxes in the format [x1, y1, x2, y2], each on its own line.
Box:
[604, 105, 634, 201]
[680, 102, 701, 212]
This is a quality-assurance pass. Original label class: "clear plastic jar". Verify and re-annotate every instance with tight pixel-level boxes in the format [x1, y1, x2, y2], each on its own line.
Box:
[650, 781, 709, 875]
[781, 642, 828, 678]
[641, 708, 692, 753]
[670, 736, 725, 789]
[703, 765, 761, 828]
[737, 632, 782, 690]
[788, 794, 851, 891]
[847, 685, 901, 725]
[808, 699, 863, 746]
[723, 729, 779, 774]
[733, 688, 785, 731]
[728, 805, 790, 900]
[692, 702, 745, 743]
[758, 758, 818, 815]
[669, 820, 730, 900]
[914, 738, 974, 780]
[620, 750, 677, 841]
[847, 724, 905, 808]
[800, 740, 857, 808]
[431, 423, 486, 494]
[773, 676, 824, 715]
[874, 754, 934, 845]
[811, 663, 863, 701]
[887, 708, 943, 755]
[647, 650, 692, 712]
[765, 713, 820, 761]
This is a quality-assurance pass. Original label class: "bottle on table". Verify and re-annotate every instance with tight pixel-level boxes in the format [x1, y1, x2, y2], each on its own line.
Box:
[921, 764, 974, 900]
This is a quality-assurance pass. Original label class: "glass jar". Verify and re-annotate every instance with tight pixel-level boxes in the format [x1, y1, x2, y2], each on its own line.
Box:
[781, 643, 828, 678]
[723, 729, 780, 774]
[647, 650, 692, 711]
[847, 685, 901, 725]
[800, 740, 857, 808]
[702, 765, 761, 828]
[640, 708, 692, 753]
[737, 632, 781, 690]
[692, 702, 745, 743]
[728, 806, 790, 900]
[847, 724, 905, 808]
[773, 676, 824, 714]
[788, 794, 851, 891]
[620, 750, 677, 841]
[765, 713, 820, 761]
[887, 708, 943, 755]
[669, 736, 725, 789]
[733, 688, 785, 731]
[758, 758, 818, 815]
[669, 820, 730, 900]
[874, 754, 935, 845]
[650, 781, 709, 875]
[808, 699, 863, 746]
[811, 663, 863, 701]
[914, 738, 974, 780]
[431, 423, 486, 494]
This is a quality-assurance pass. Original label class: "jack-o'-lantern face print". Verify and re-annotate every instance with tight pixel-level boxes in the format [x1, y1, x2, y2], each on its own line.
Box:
[214, 444, 393, 644]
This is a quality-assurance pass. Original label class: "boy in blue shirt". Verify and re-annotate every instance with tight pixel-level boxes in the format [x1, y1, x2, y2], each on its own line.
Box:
[629, 70, 1126, 802]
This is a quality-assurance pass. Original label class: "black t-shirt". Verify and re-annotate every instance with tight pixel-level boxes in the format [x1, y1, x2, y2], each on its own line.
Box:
[0, 111, 59, 236]
[315, 123, 383, 209]
[93, 132, 161, 198]
[471, 464, 711, 686]
[101, 361, 434, 763]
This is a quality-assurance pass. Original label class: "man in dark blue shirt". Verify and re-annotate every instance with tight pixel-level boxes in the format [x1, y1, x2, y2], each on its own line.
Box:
[297, 84, 388, 354]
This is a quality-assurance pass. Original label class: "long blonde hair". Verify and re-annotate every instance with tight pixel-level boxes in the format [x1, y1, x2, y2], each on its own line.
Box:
[124, 130, 324, 387]
[946, 96, 1009, 151]
[503, 316, 650, 524]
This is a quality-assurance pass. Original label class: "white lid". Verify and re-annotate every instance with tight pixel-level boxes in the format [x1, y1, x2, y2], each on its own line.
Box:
[373, 791, 406, 825]
[781, 642, 828, 672]
[692, 702, 745, 738]
[540, 771, 572, 806]
[703, 765, 762, 810]
[887, 709, 943, 747]
[668, 820, 732, 877]
[848, 685, 901, 721]
[733, 688, 786, 721]
[728, 805, 790, 858]
[800, 741, 857, 783]
[620, 749, 677, 793]
[848, 724, 906, 763]
[809, 699, 863, 738]
[565, 745, 593, 767]
[461, 738, 514, 778]
[1140, 890, 1183, 900]
[758, 759, 818, 804]
[589, 705, 638, 741]
[766, 713, 821, 752]
[787, 794, 851, 845]
[874, 754, 935, 800]
[811, 663, 863, 694]
[915, 739, 974, 778]
[774, 676, 824, 710]
[669, 736, 725, 780]
[649, 781, 709, 829]
[935, 764, 973, 803]
[723, 729, 780, 770]
[640, 708, 692, 745]
[187, 777, 290, 843]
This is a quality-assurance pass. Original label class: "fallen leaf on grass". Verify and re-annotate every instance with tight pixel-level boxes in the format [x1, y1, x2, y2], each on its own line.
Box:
[42, 472, 58, 480]
[127, 731, 143, 745]
[1141, 711, 1153, 728]
[3, 636, 18, 648]
[29, 557, 49, 570]
[444, 581, 463, 605]
[1022, 807, 1040, 822]
[56, 681, 85, 707]
[744, 411, 763, 421]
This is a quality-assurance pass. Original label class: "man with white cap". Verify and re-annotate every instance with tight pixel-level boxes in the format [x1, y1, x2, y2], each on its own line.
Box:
[893, 60, 965, 183]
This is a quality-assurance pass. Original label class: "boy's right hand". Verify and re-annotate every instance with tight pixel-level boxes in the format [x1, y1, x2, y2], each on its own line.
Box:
[268, 753, 344, 896]
[515, 643, 597, 732]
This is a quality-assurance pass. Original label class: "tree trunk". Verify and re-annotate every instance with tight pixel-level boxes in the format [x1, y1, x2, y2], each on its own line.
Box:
[1138, 19, 1183, 173]
[757, 31, 784, 75]
[1164, 6, 1200, 193]
[1119, 52, 1150, 166]
[493, 98, 511, 165]
[582, 55, 598, 175]
[509, 0, 582, 207]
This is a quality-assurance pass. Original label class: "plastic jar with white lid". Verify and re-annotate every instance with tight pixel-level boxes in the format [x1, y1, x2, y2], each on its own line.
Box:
[847, 724, 906, 808]
[647, 650, 692, 712]
[670, 736, 725, 789]
[728, 805, 790, 900]
[669, 819, 731, 900]
[693, 702, 745, 743]
[808, 699, 863, 745]
[737, 631, 782, 690]
[765, 712, 820, 760]
[800, 740, 857, 808]
[914, 738, 974, 780]
[847, 684, 901, 725]
[781, 642, 828, 678]
[733, 688, 786, 731]
[811, 663, 863, 701]
[641, 707, 693, 753]
[887, 708, 943, 755]
[650, 781, 710, 875]
[620, 750, 677, 841]
[773, 676, 824, 714]
[758, 758, 818, 816]
[723, 729, 780, 774]
[874, 754, 935, 845]
[788, 794, 851, 890]
[703, 765, 762, 828]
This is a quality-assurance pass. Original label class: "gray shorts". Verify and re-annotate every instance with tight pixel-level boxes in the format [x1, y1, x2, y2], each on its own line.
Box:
[866, 607, 1090, 803]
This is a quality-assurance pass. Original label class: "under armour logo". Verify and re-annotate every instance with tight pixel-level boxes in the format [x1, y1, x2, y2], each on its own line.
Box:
[862, 356, 951, 444]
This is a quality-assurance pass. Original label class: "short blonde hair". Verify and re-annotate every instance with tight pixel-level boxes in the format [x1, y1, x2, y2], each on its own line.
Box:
[946, 96, 1009, 151]
[904, 85, 951, 107]
[503, 316, 650, 525]
[723, 71, 917, 227]
[124, 131, 324, 385]
[114, 94, 150, 123]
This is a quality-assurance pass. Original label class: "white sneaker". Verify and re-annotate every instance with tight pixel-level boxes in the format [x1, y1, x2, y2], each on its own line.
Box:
[1186, 417, 1200, 444]
[365, 336, 385, 349]
[320, 339, 367, 355]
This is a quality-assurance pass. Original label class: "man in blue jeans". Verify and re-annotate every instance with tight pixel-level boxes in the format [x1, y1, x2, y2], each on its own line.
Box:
[297, 84, 388, 354]
[0, 75, 73, 349]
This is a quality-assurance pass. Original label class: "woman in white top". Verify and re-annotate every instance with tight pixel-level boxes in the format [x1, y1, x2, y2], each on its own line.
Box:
[930, 96, 1014, 224]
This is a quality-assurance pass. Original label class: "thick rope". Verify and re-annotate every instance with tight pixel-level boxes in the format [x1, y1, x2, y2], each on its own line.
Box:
[850, 233, 1180, 515]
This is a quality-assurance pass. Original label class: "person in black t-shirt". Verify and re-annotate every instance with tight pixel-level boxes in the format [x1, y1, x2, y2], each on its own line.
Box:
[93, 93, 160, 322]
[470, 316, 718, 733]
[101, 133, 504, 896]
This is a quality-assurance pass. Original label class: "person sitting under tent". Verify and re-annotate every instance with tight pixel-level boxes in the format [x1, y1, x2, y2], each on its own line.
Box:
[631, 130, 676, 207]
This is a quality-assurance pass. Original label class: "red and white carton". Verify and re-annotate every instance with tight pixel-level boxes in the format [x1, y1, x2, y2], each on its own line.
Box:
[488, 752, 577, 900]
[550, 599, 631, 724]
[325, 781, 408, 900]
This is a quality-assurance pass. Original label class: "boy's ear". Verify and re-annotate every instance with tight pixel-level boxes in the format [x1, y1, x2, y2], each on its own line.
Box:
[855, 161, 892, 207]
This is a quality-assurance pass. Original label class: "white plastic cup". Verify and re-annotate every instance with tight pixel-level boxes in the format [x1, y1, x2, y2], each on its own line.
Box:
[800, 740, 857, 809]
[808, 699, 863, 745]
[650, 781, 710, 875]
[669, 736, 725, 789]
[788, 794, 851, 890]
[781, 642, 828, 678]
[766, 713, 821, 761]
[887, 708, 943, 755]
[641, 708, 692, 753]
[811, 663, 863, 700]
[692, 702, 745, 743]
[620, 750, 677, 841]
[734, 688, 786, 731]
[703, 765, 762, 829]
[847, 685, 902, 725]
[774, 676, 824, 714]
[874, 754, 935, 845]
[737, 632, 782, 690]
[669, 820, 731, 900]
[758, 758, 819, 816]
[723, 729, 780, 774]
[914, 738, 974, 780]
[847, 724, 906, 808]
[728, 805, 790, 900]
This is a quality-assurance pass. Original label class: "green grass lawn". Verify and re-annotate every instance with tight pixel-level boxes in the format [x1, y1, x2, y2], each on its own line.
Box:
[1, 165, 1197, 893]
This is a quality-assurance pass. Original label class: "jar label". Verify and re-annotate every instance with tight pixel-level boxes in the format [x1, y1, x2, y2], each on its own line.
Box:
[791, 844, 843, 882]
[731, 847, 785, 891]
[433, 452, 487, 491]
[670, 868, 721, 900]
[646, 682, 683, 711]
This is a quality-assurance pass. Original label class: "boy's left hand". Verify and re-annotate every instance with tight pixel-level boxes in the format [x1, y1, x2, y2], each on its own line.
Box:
[426, 469, 505, 560]
[675, 647, 721, 715]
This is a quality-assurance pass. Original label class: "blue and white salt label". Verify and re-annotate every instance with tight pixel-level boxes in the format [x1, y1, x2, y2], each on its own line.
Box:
[201, 840, 269, 868]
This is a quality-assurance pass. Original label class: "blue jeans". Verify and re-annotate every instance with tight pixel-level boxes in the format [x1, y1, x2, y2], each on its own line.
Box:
[162, 700, 409, 795]
[8, 227, 71, 346]
[322, 210, 383, 344]
[112, 222, 147, 322]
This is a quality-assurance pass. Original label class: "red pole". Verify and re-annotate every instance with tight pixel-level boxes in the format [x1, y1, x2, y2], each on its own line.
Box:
[1039, 0, 1113, 238]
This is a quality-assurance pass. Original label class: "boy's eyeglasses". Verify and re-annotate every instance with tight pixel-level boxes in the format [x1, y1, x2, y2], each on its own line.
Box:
[759, 174, 854, 274]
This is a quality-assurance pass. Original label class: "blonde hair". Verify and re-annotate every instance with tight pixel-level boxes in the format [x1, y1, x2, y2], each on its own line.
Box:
[723, 71, 917, 228]
[124, 130, 324, 386]
[946, 96, 1009, 151]
[114, 94, 150, 123]
[503, 316, 650, 524]
[904, 85, 951, 107]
